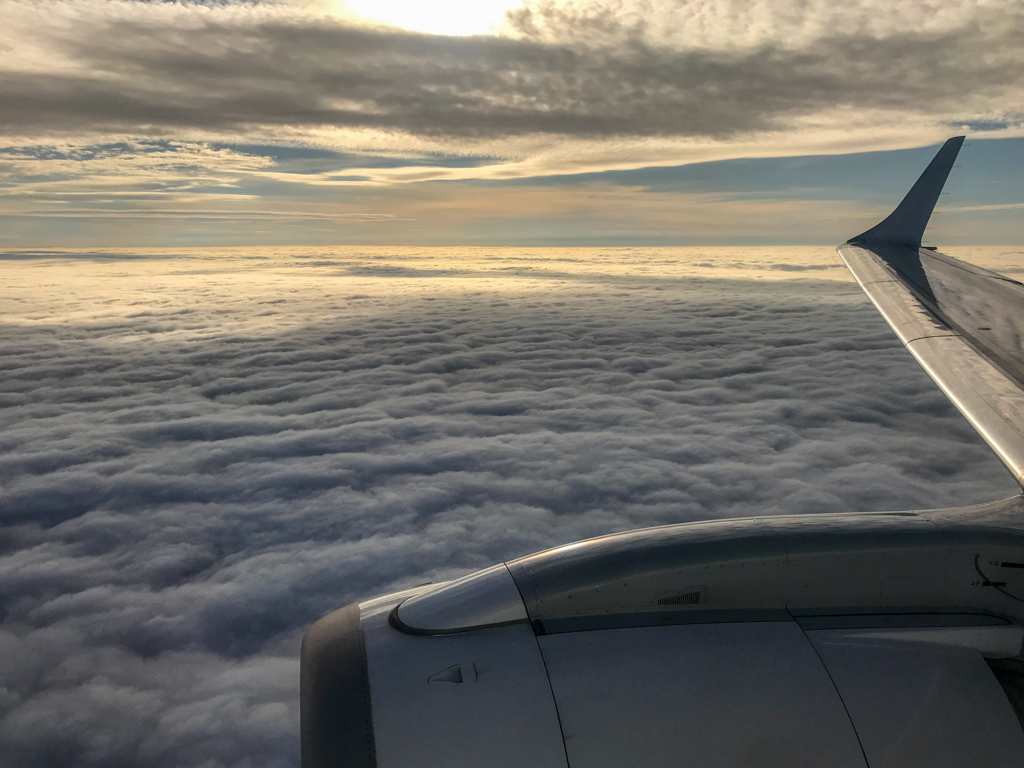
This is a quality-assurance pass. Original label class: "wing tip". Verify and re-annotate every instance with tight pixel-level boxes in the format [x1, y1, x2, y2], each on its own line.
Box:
[848, 135, 966, 249]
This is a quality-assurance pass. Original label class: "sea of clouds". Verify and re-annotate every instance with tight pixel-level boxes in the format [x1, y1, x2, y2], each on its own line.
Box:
[0, 245, 1019, 767]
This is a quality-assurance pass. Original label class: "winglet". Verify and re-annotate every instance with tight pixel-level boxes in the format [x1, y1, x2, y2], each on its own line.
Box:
[849, 136, 965, 247]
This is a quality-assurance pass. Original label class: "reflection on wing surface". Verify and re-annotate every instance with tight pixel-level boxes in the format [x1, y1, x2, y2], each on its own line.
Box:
[851, 243, 1024, 393]
[841, 136, 1024, 486]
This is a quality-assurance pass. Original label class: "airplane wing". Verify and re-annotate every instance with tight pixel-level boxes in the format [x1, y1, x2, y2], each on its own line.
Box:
[301, 139, 1024, 768]
[838, 137, 1024, 487]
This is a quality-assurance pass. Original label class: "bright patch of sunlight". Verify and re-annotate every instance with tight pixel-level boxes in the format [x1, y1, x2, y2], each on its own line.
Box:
[336, 0, 522, 36]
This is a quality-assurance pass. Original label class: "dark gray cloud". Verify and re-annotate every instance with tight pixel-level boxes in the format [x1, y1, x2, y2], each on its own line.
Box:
[3, 1, 1023, 140]
[0, 247, 1017, 767]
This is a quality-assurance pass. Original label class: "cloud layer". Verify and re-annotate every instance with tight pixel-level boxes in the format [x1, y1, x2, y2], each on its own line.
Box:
[0, 246, 1018, 766]
[3, 0, 1022, 143]
[3, 0, 1024, 246]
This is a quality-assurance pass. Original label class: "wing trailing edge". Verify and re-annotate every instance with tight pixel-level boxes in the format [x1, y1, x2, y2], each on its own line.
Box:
[840, 137, 1024, 487]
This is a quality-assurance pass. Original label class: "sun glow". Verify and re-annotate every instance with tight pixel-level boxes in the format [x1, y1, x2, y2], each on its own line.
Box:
[337, 0, 523, 36]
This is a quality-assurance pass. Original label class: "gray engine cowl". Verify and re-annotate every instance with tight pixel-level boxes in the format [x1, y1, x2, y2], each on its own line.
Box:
[301, 571, 566, 768]
[302, 501, 1024, 768]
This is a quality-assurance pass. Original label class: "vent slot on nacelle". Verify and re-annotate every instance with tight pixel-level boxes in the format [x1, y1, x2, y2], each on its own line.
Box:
[657, 587, 705, 606]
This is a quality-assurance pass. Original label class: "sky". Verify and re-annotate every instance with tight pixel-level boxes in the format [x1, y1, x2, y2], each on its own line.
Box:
[4, 2, 1024, 767]
[2, 245, 1023, 767]
[2, 0, 1024, 246]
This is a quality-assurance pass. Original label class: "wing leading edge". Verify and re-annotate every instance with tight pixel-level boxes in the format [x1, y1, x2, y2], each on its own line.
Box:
[839, 137, 1024, 486]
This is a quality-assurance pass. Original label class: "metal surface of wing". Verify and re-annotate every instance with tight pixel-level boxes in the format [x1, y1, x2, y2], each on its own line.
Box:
[300, 138, 1024, 768]
[839, 137, 1024, 486]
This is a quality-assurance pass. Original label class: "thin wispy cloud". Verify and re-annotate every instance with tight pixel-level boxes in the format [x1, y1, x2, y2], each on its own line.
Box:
[1, 0, 1023, 245]
[4, 0, 1022, 143]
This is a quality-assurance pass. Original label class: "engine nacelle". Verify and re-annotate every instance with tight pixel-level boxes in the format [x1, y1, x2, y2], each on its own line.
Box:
[303, 499, 1024, 768]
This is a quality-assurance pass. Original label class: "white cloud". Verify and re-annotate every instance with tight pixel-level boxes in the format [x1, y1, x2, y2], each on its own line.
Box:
[0, 246, 1017, 766]
[1, 0, 1023, 169]
[2, 0, 1023, 245]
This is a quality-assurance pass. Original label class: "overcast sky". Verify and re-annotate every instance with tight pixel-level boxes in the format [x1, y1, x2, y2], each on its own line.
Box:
[2, 0, 1023, 246]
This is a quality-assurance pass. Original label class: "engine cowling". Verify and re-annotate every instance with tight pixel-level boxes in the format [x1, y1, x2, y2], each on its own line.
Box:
[302, 501, 1024, 768]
